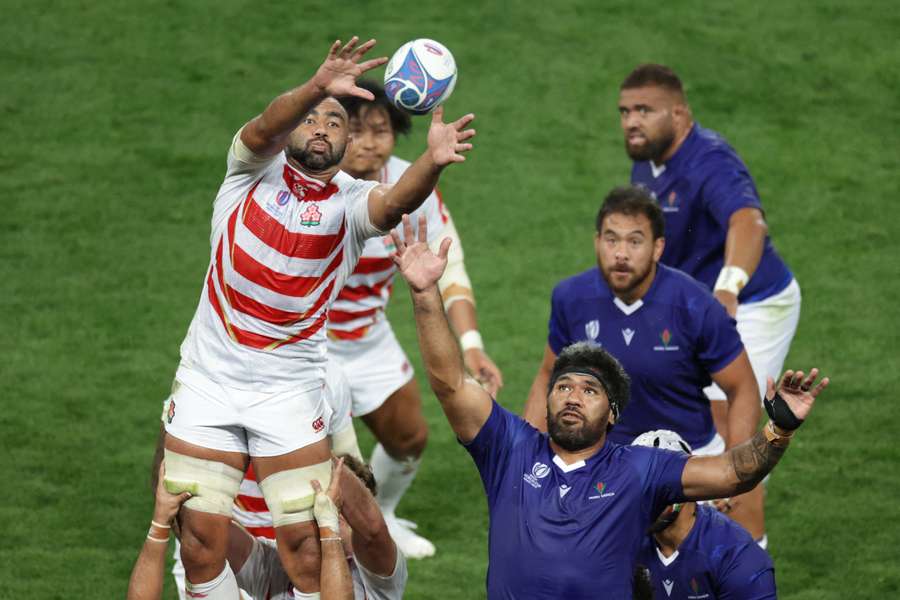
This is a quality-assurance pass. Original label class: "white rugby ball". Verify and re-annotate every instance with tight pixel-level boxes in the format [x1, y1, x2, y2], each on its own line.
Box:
[383, 39, 457, 115]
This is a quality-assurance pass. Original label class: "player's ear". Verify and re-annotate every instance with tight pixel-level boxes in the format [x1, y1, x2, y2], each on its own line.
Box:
[653, 236, 665, 262]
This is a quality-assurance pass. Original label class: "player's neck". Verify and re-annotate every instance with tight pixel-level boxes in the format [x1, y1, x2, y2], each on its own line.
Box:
[654, 503, 697, 557]
[615, 263, 658, 304]
[658, 120, 694, 164]
[549, 435, 607, 465]
[286, 156, 339, 184]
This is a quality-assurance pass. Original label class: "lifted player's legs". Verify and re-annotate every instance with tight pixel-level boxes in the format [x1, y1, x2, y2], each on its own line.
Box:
[254, 438, 333, 594]
[164, 434, 247, 599]
[362, 377, 434, 558]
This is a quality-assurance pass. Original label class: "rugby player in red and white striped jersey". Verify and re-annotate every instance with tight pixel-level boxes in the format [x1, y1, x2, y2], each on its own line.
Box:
[161, 37, 476, 600]
[321, 81, 503, 559]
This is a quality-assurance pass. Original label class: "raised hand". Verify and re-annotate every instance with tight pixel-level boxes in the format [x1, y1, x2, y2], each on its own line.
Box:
[766, 368, 829, 424]
[390, 214, 451, 292]
[312, 37, 388, 99]
[463, 348, 504, 396]
[427, 106, 476, 167]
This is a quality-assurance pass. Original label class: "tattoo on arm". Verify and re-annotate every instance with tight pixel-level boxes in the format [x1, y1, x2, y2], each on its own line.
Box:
[729, 431, 787, 489]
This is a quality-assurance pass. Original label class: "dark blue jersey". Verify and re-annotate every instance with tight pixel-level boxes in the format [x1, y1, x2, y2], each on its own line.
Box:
[464, 401, 689, 599]
[639, 504, 776, 599]
[548, 264, 743, 448]
[631, 123, 793, 303]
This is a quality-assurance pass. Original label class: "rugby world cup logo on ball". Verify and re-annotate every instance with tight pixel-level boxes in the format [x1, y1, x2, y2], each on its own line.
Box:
[384, 39, 457, 115]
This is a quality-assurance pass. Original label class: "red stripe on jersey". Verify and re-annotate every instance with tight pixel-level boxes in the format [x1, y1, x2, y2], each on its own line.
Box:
[353, 257, 394, 275]
[435, 187, 449, 224]
[337, 279, 391, 303]
[236, 494, 270, 513]
[329, 327, 369, 341]
[231, 242, 344, 298]
[329, 307, 378, 323]
[245, 525, 276, 540]
[243, 196, 346, 259]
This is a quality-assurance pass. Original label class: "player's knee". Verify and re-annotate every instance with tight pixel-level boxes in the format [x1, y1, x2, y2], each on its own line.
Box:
[179, 526, 225, 571]
[163, 449, 243, 517]
[390, 422, 428, 459]
[259, 460, 332, 527]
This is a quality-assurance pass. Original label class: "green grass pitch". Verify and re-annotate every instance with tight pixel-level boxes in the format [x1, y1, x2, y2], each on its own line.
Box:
[2, 1, 899, 597]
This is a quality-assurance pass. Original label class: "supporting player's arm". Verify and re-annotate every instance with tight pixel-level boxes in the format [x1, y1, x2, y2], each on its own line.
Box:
[523, 344, 557, 431]
[681, 369, 828, 500]
[126, 463, 191, 600]
[240, 37, 387, 157]
[392, 214, 493, 443]
[338, 462, 397, 577]
[714, 207, 768, 316]
[433, 212, 504, 395]
[710, 350, 760, 448]
[312, 458, 354, 600]
[367, 107, 475, 231]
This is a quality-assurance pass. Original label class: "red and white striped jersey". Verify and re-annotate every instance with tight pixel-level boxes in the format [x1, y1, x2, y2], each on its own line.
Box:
[177, 131, 381, 391]
[328, 156, 448, 341]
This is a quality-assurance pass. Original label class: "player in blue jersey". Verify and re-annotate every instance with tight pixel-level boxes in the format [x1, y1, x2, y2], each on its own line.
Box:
[633, 430, 776, 600]
[522, 186, 763, 538]
[389, 212, 828, 599]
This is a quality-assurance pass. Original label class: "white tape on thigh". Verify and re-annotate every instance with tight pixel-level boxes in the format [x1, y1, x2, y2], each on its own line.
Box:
[259, 461, 333, 527]
[163, 449, 243, 517]
[330, 424, 363, 461]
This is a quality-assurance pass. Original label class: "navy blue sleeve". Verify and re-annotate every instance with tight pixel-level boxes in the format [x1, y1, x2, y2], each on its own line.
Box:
[714, 542, 777, 599]
[463, 401, 536, 502]
[638, 448, 690, 519]
[698, 151, 763, 229]
[548, 283, 571, 355]
[696, 297, 745, 375]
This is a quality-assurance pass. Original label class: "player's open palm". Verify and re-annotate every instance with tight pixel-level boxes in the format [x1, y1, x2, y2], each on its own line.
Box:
[428, 106, 476, 166]
[391, 214, 450, 292]
[313, 37, 387, 100]
[766, 368, 829, 424]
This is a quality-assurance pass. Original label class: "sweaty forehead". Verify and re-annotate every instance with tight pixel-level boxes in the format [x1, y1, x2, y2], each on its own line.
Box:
[312, 97, 348, 120]
[618, 85, 678, 108]
[602, 211, 653, 235]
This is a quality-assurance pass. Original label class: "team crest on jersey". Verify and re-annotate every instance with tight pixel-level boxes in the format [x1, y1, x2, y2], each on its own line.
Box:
[621, 328, 635, 346]
[585, 320, 600, 341]
[167, 400, 176, 424]
[688, 577, 709, 599]
[524, 462, 551, 489]
[276, 190, 291, 206]
[662, 190, 679, 213]
[588, 481, 615, 499]
[653, 328, 680, 351]
[663, 579, 675, 596]
[300, 203, 322, 227]
[312, 416, 325, 433]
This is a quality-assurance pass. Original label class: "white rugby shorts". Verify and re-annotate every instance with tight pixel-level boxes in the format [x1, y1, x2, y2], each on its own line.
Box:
[706, 279, 801, 402]
[327, 318, 415, 417]
[164, 365, 331, 457]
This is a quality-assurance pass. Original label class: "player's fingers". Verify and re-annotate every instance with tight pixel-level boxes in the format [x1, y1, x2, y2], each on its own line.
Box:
[457, 128, 476, 141]
[350, 86, 376, 101]
[418, 214, 428, 244]
[811, 377, 830, 398]
[455, 143, 473, 153]
[357, 56, 388, 73]
[311, 479, 322, 493]
[327, 39, 342, 58]
[452, 113, 475, 130]
[432, 105, 445, 124]
[438, 237, 452, 259]
[352, 38, 377, 59]
[389, 229, 404, 252]
[402, 213, 414, 241]
[340, 36, 359, 57]
[765, 376, 775, 400]
[778, 370, 793, 390]
[790, 371, 805, 388]
[178, 491, 192, 504]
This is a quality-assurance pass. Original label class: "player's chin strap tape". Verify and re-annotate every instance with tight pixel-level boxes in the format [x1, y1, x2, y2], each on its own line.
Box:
[259, 461, 333, 527]
[764, 391, 804, 431]
[163, 450, 243, 517]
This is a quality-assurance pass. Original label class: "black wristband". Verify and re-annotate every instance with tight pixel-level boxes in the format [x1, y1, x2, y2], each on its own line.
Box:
[764, 391, 804, 430]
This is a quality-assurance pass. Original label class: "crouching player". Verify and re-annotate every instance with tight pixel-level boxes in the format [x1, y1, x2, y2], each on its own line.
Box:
[632, 430, 777, 599]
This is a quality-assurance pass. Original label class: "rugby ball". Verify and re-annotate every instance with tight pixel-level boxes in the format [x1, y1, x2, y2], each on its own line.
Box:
[384, 39, 457, 115]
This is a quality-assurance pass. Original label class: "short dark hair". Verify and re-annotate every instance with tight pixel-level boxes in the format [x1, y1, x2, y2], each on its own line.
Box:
[596, 185, 665, 240]
[548, 342, 631, 420]
[620, 64, 685, 97]
[338, 79, 412, 137]
[338, 454, 378, 497]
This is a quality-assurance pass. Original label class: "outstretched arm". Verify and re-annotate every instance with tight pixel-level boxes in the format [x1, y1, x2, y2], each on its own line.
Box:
[682, 369, 829, 500]
[126, 463, 192, 600]
[368, 107, 476, 232]
[240, 37, 387, 157]
[392, 214, 493, 443]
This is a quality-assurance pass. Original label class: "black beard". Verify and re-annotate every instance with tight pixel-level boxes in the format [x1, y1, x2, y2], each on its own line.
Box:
[625, 130, 675, 162]
[288, 143, 345, 172]
[603, 261, 655, 299]
[546, 407, 605, 452]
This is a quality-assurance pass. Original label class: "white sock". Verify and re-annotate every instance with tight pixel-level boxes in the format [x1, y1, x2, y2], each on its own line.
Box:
[293, 591, 320, 599]
[756, 534, 769, 550]
[184, 561, 240, 599]
[370, 443, 420, 516]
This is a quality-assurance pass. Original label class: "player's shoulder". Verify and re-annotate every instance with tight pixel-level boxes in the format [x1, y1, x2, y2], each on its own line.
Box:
[553, 268, 605, 301]
[693, 504, 761, 558]
[651, 265, 717, 311]
[685, 124, 746, 168]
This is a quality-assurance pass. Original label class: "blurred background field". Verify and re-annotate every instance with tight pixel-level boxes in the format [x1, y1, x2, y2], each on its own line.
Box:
[1, 1, 898, 597]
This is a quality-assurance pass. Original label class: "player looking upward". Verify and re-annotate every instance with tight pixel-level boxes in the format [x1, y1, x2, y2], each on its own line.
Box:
[161, 36, 476, 599]
[619, 63, 801, 544]
[391, 212, 827, 598]
[328, 80, 503, 558]
[632, 430, 777, 600]
[523, 186, 763, 537]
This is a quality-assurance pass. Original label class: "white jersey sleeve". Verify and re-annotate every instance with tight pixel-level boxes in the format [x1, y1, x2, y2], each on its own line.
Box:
[352, 551, 408, 600]
[342, 172, 386, 243]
